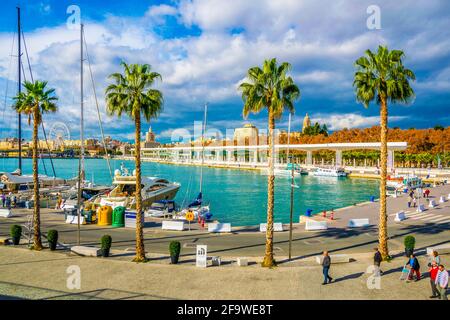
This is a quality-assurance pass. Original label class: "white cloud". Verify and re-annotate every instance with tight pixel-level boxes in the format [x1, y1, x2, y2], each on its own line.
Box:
[311, 113, 408, 131]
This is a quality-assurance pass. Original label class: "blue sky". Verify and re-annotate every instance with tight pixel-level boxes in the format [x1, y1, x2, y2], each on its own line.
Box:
[0, 0, 449, 143]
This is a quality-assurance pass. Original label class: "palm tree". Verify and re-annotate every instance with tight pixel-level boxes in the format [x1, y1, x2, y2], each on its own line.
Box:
[13, 80, 58, 250]
[105, 62, 163, 262]
[353, 46, 415, 259]
[239, 58, 300, 267]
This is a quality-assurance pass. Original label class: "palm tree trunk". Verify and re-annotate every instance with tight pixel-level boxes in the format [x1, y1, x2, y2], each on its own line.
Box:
[32, 105, 43, 250]
[262, 110, 275, 267]
[133, 110, 146, 262]
[379, 96, 389, 259]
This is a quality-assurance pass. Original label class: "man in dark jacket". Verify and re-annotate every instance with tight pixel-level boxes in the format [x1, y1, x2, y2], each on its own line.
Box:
[321, 251, 333, 285]
[374, 247, 383, 276]
[406, 254, 421, 281]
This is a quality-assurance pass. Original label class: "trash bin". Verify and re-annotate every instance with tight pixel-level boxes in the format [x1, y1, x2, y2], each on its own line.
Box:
[370, 196, 375, 202]
[98, 206, 113, 226]
[82, 210, 93, 223]
[306, 209, 313, 217]
[112, 206, 125, 228]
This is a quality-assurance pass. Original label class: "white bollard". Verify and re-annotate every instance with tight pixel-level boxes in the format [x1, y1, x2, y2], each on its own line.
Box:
[447, 193, 450, 200]
[428, 199, 437, 208]
[416, 204, 426, 213]
[439, 196, 446, 203]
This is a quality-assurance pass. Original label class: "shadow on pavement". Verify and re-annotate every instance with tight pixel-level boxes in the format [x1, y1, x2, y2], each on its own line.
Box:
[333, 271, 364, 283]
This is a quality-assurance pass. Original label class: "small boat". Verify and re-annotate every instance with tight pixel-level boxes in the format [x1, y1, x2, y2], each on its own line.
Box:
[86, 168, 180, 210]
[145, 200, 177, 218]
[263, 164, 308, 177]
[174, 192, 213, 221]
[312, 167, 348, 177]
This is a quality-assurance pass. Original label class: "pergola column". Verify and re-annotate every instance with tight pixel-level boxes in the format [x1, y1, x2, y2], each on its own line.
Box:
[388, 149, 394, 171]
[335, 150, 343, 167]
[306, 151, 313, 166]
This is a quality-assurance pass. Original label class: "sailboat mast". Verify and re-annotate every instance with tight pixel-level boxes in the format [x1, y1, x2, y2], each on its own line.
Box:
[76, 23, 85, 245]
[199, 103, 207, 193]
[17, 7, 22, 174]
[80, 24, 85, 179]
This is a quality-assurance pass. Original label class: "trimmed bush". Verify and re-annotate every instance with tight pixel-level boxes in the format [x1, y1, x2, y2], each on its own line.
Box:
[10, 225, 22, 245]
[100, 235, 112, 257]
[169, 241, 181, 264]
[404, 235, 416, 249]
[47, 230, 58, 251]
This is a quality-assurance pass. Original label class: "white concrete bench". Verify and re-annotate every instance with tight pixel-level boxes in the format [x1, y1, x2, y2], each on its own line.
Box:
[416, 204, 426, 212]
[428, 199, 437, 208]
[162, 220, 185, 231]
[426, 243, 450, 256]
[305, 220, 328, 231]
[348, 218, 370, 228]
[394, 211, 407, 222]
[315, 254, 351, 264]
[71, 246, 101, 257]
[0, 209, 12, 218]
[237, 257, 248, 266]
[259, 223, 283, 232]
[66, 215, 85, 225]
[208, 223, 231, 233]
[439, 196, 447, 203]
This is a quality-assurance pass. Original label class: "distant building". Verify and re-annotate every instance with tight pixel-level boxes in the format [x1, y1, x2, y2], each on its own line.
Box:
[234, 123, 259, 145]
[144, 127, 160, 148]
[302, 113, 311, 133]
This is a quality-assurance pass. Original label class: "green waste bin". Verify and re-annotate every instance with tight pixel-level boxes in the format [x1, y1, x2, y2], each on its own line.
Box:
[82, 210, 93, 223]
[112, 206, 125, 228]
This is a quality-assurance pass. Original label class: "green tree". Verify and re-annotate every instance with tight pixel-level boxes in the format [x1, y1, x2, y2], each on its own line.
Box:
[239, 58, 300, 267]
[105, 62, 163, 262]
[353, 46, 415, 259]
[13, 80, 58, 250]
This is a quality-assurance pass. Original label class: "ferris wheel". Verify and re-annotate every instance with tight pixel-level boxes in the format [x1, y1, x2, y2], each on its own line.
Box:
[48, 122, 71, 149]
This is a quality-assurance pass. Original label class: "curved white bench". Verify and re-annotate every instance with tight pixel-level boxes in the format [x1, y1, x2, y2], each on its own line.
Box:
[260, 223, 283, 232]
[162, 220, 185, 231]
[0, 209, 12, 218]
[305, 220, 327, 231]
[348, 218, 370, 228]
[208, 223, 231, 233]
[427, 243, 450, 256]
[71, 246, 101, 257]
[315, 254, 351, 264]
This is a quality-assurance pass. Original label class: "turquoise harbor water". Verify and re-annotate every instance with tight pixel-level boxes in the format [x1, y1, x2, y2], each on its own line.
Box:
[1, 158, 380, 226]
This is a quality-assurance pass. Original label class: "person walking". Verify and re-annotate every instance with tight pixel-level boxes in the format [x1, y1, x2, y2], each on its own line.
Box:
[0, 193, 5, 208]
[430, 251, 441, 266]
[435, 265, 448, 300]
[321, 251, 333, 285]
[429, 262, 440, 299]
[406, 254, 421, 281]
[412, 196, 417, 208]
[373, 247, 383, 276]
